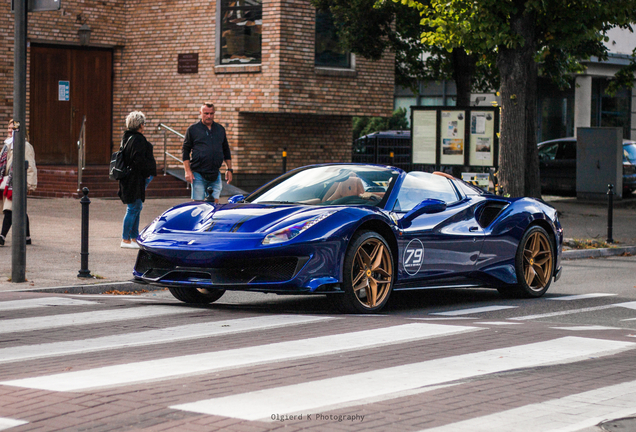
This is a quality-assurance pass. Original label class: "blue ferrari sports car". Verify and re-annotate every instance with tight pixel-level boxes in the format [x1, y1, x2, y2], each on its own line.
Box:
[133, 163, 563, 313]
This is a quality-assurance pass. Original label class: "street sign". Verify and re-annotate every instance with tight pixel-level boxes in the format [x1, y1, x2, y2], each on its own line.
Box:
[11, 0, 61, 12]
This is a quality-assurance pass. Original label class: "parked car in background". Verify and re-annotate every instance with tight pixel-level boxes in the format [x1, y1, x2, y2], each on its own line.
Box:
[538, 138, 636, 195]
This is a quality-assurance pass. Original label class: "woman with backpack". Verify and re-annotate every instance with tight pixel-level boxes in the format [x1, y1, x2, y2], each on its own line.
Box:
[118, 111, 156, 249]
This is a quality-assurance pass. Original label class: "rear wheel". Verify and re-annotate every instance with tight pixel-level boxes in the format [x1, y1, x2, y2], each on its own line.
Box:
[168, 287, 225, 304]
[499, 225, 554, 298]
[339, 231, 394, 313]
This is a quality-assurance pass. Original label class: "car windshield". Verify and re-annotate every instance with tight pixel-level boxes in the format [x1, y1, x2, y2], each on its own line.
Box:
[246, 165, 400, 207]
[624, 143, 636, 163]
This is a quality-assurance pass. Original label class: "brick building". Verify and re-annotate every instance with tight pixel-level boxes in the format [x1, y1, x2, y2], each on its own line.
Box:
[2, 0, 394, 193]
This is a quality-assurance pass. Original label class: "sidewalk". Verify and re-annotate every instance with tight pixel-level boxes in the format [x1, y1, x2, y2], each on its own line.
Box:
[0, 194, 634, 292]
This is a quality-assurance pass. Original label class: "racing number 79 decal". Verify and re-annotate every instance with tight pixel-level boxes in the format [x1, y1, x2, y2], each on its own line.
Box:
[403, 238, 424, 275]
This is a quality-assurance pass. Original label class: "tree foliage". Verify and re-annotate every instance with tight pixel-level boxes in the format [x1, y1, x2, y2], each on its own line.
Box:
[311, 0, 497, 99]
[395, 0, 636, 197]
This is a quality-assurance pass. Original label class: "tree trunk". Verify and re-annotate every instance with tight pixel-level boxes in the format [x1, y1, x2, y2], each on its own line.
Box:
[452, 48, 475, 107]
[524, 57, 541, 198]
[496, 5, 536, 197]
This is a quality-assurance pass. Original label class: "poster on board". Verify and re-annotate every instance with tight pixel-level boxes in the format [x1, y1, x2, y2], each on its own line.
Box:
[412, 110, 437, 165]
[469, 111, 495, 166]
[439, 110, 465, 165]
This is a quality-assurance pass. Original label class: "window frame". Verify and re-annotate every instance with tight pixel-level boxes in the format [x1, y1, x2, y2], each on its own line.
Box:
[216, 0, 263, 66]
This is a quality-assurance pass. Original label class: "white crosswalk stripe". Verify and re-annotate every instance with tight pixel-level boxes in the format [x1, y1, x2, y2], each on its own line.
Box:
[430, 305, 517, 316]
[0, 305, 196, 334]
[0, 323, 480, 391]
[420, 380, 636, 432]
[0, 297, 97, 311]
[0, 315, 336, 364]
[0, 417, 27, 431]
[1, 292, 635, 431]
[170, 337, 635, 421]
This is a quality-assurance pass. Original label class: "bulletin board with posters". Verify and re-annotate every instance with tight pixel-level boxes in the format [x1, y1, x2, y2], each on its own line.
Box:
[410, 106, 499, 168]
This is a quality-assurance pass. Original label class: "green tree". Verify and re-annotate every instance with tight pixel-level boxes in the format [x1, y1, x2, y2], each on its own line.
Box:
[311, 0, 497, 105]
[400, 0, 636, 197]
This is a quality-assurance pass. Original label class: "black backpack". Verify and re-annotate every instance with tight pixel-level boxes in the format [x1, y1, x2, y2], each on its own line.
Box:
[109, 136, 133, 181]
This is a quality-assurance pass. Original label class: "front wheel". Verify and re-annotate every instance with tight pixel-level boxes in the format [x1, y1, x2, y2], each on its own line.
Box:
[500, 225, 554, 298]
[168, 287, 225, 304]
[339, 231, 394, 313]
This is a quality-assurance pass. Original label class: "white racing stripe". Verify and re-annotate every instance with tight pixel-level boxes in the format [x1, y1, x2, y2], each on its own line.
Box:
[0, 305, 198, 334]
[0, 297, 96, 311]
[419, 379, 636, 432]
[0, 315, 336, 364]
[0, 417, 27, 431]
[431, 306, 517, 316]
[170, 336, 635, 421]
[0, 323, 480, 392]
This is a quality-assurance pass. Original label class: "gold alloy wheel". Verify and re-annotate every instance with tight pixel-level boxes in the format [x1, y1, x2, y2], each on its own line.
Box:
[522, 230, 553, 291]
[351, 238, 393, 308]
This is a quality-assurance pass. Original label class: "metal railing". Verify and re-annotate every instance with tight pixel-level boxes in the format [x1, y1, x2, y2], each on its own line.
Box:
[157, 123, 184, 175]
[76, 115, 86, 191]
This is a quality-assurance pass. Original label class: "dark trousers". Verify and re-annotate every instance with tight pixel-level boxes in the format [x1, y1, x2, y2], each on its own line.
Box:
[1, 210, 30, 237]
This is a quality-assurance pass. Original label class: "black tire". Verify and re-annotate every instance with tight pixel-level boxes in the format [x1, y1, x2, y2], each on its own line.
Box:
[499, 225, 554, 298]
[168, 287, 225, 304]
[339, 230, 394, 313]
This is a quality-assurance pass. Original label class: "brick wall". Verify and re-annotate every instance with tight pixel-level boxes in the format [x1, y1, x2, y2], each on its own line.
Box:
[2, 0, 393, 184]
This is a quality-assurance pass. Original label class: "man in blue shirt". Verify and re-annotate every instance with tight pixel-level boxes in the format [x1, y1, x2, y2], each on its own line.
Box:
[182, 102, 233, 202]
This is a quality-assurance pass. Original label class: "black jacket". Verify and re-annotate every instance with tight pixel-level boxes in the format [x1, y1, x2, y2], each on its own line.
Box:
[182, 121, 231, 179]
[117, 131, 157, 204]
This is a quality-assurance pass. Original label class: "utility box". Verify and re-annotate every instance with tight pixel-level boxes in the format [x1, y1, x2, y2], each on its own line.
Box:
[576, 127, 623, 200]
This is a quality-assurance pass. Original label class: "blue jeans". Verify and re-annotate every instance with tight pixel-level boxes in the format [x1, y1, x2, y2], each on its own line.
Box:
[192, 171, 222, 201]
[122, 199, 143, 241]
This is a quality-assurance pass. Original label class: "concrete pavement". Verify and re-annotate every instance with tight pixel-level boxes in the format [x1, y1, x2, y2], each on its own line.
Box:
[0, 193, 634, 293]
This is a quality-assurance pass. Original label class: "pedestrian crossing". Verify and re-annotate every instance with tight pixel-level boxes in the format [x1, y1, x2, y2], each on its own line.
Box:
[1, 293, 636, 431]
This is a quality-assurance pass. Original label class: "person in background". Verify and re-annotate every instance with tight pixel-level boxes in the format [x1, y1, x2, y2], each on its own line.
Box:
[118, 111, 157, 249]
[182, 101, 232, 203]
[0, 119, 37, 246]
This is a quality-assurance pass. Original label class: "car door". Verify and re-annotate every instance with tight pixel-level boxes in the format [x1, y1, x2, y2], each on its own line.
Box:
[553, 140, 577, 193]
[395, 173, 485, 283]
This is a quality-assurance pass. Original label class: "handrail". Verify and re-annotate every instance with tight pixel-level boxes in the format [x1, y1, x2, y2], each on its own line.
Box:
[76, 115, 86, 191]
[157, 123, 184, 176]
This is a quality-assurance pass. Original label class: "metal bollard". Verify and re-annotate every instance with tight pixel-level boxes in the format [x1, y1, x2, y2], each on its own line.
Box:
[607, 184, 614, 243]
[204, 186, 215, 203]
[78, 187, 93, 278]
[282, 147, 287, 173]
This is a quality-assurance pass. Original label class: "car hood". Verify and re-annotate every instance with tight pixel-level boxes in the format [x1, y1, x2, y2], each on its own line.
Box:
[147, 202, 342, 235]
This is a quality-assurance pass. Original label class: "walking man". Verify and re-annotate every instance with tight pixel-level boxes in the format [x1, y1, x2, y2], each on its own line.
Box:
[182, 102, 233, 202]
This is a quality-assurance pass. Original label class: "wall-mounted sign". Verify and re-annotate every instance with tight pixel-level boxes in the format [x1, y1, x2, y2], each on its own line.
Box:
[410, 106, 499, 168]
[412, 110, 437, 164]
[58, 80, 69, 101]
[178, 53, 199, 74]
[12, 0, 61, 12]
[468, 111, 495, 167]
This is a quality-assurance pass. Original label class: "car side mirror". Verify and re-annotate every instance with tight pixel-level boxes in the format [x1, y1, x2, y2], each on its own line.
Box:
[228, 194, 245, 204]
[399, 199, 447, 228]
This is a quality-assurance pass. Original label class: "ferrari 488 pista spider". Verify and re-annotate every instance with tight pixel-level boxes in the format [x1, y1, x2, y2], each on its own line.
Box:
[133, 163, 563, 313]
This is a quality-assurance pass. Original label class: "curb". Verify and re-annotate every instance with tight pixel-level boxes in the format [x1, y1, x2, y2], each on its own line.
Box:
[10, 281, 166, 295]
[563, 245, 636, 259]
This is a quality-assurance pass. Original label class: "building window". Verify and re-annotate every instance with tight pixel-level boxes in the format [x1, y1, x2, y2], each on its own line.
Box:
[315, 10, 350, 68]
[591, 78, 631, 139]
[220, 0, 262, 65]
[537, 77, 574, 142]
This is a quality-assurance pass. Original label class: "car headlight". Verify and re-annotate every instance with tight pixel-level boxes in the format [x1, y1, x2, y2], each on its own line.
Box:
[262, 211, 338, 245]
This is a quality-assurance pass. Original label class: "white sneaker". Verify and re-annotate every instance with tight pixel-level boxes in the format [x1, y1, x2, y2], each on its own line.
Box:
[120, 240, 140, 249]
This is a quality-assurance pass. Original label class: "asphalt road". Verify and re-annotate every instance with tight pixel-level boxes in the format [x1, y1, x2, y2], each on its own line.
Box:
[1, 255, 634, 431]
